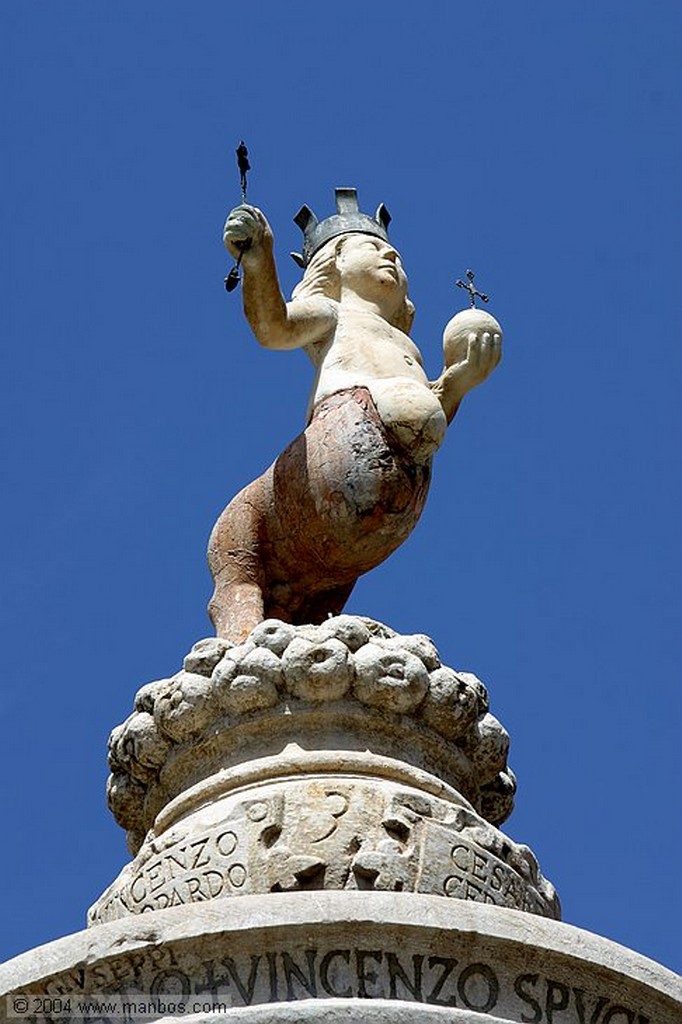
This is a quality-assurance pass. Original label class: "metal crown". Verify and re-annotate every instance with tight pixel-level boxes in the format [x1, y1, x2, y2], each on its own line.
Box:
[291, 187, 391, 268]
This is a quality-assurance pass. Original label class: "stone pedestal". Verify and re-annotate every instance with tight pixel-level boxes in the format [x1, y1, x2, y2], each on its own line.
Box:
[2, 618, 678, 1023]
[1, 895, 679, 1022]
[91, 617, 557, 923]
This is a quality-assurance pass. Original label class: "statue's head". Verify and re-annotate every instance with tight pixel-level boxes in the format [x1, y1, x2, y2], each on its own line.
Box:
[291, 187, 391, 268]
[292, 233, 415, 335]
[290, 187, 415, 334]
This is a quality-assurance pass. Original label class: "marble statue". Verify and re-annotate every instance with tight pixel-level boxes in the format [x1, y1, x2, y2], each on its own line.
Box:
[208, 190, 502, 642]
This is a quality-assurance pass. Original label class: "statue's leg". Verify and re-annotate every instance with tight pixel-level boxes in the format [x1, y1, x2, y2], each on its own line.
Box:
[207, 486, 266, 643]
[209, 575, 264, 643]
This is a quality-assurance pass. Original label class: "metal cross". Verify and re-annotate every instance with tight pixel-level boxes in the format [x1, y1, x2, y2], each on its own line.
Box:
[456, 269, 489, 308]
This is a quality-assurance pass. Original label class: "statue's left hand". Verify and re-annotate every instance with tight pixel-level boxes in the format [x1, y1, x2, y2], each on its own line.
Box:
[446, 328, 502, 398]
[431, 310, 502, 422]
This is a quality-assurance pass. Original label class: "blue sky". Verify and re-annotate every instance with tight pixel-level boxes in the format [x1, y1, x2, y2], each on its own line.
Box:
[2, 2, 681, 972]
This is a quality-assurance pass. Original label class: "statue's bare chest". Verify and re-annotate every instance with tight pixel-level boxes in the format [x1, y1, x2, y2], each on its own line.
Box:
[325, 309, 424, 379]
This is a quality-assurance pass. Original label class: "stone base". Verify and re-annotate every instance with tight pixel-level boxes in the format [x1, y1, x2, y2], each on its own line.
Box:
[96, 619, 558, 923]
[90, 749, 558, 924]
[1, 894, 679, 1023]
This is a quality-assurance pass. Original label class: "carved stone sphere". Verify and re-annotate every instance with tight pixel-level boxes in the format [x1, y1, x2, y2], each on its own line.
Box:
[443, 308, 502, 368]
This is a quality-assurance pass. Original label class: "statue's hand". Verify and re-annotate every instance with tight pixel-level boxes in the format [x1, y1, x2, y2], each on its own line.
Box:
[431, 310, 502, 422]
[445, 328, 502, 399]
[223, 205, 273, 260]
[442, 309, 502, 399]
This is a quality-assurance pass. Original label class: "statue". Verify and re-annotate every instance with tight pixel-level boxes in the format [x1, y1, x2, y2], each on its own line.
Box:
[208, 189, 502, 641]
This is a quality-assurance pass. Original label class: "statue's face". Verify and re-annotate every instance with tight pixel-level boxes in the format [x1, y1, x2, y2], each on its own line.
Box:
[336, 234, 408, 304]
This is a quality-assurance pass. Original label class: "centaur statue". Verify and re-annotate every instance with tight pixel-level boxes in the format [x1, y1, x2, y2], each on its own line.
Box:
[209, 189, 502, 641]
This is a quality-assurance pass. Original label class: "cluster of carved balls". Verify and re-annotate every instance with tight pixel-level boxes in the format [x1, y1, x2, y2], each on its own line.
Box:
[107, 617, 516, 846]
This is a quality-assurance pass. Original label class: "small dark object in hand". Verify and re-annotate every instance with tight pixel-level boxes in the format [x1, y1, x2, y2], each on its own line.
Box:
[224, 238, 251, 292]
[224, 263, 241, 292]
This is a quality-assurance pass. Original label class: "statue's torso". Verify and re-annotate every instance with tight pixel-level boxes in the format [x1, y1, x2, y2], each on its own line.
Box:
[307, 306, 447, 459]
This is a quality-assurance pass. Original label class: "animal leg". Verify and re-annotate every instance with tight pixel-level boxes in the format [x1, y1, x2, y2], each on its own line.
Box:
[207, 490, 266, 643]
[209, 575, 264, 643]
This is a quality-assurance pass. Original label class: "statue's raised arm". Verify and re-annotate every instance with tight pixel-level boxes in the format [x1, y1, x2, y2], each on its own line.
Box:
[209, 189, 503, 642]
[224, 204, 337, 351]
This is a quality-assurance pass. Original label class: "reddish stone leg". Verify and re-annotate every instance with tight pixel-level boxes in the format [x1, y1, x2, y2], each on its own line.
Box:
[207, 487, 266, 643]
[208, 575, 264, 643]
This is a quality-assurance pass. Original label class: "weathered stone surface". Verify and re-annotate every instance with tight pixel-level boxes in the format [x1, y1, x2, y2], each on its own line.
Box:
[154, 673, 221, 744]
[352, 644, 430, 712]
[133, 677, 174, 714]
[418, 667, 480, 739]
[108, 712, 170, 785]
[215, 647, 283, 714]
[105, 772, 145, 832]
[208, 388, 433, 643]
[90, 767, 557, 924]
[183, 637, 232, 676]
[466, 713, 510, 786]
[2, 895, 679, 1023]
[103, 618, 514, 851]
[480, 768, 517, 827]
[392, 632, 440, 671]
[248, 619, 296, 656]
[91, 617, 561, 926]
[313, 614, 371, 652]
[281, 636, 352, 701]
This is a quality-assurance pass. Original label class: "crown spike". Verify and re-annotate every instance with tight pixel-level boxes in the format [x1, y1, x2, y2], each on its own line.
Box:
[294, 205, 318, 232]
[293, 187, 392, 267]
[375, 203, 391, 230]
[335, 188, 360, 215]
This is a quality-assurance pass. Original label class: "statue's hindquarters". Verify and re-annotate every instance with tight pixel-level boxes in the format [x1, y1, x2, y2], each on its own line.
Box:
[208, 388, 431, 635]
